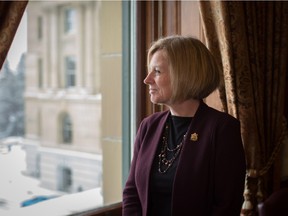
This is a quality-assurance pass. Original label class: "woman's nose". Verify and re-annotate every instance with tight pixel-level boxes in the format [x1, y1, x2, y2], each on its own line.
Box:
[143, 72, 153, 85]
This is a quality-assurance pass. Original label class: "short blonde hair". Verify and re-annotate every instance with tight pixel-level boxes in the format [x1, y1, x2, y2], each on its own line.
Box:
[147, 35, 221, 102]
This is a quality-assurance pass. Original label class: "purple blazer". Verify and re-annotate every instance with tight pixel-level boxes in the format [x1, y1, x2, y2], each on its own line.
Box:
[123, 101, 246, 216]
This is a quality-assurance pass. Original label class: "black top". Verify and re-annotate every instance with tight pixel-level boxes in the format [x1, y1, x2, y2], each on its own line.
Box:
[148, 115, 192, 216]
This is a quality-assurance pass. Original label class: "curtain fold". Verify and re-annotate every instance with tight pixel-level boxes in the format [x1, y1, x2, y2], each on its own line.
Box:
[200, 1, 288, 215]
[0, 1, 28, 70]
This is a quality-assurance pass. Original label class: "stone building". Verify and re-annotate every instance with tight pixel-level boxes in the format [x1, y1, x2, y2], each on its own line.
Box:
[23, 0, 122, 204]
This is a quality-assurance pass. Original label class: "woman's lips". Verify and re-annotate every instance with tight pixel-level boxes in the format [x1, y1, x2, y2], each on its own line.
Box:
[149, 88, 157, 94]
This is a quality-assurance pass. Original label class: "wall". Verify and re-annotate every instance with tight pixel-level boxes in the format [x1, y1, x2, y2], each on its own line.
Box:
[98, 0, 123, 205]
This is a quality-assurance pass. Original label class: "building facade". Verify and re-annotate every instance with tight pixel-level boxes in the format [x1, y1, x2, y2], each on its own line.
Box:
[24, 1, 122, 202]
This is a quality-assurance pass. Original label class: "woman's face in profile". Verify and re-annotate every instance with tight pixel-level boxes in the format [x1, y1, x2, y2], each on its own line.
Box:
[144, 50, 172, 105]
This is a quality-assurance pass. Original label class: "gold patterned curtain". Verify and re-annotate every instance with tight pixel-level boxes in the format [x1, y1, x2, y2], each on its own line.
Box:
[199, 1, 288, 215]
[0, 1, 28, 70]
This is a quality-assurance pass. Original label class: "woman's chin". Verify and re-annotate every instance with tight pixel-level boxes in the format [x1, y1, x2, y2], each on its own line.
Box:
[150, 99, 159, 104]
[150, 98, 164, 105]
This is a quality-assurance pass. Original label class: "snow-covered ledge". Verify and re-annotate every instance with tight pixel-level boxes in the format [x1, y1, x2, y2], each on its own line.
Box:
[8, 188, 103, 216]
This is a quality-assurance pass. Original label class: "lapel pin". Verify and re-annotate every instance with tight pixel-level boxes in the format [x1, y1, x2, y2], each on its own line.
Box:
[190, 133, 198, 141]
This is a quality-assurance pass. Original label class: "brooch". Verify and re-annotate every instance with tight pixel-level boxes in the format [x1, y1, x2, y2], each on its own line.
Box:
[190, 133, 198, 141]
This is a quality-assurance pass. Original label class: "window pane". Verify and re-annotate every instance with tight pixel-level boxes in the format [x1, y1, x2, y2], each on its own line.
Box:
[38, 58, 43, 88]
[37, 16, 43, 39]
[64, 8, 76, 34]
[1, 1, 125, 214]
[65, 56, 76, 87]
[62, 113, 72, 144]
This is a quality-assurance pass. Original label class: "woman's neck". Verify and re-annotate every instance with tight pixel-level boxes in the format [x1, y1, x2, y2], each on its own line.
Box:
[167, 99, 200, 117]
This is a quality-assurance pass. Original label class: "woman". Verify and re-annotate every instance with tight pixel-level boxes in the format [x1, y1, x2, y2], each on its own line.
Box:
[123, 35, 246, 216]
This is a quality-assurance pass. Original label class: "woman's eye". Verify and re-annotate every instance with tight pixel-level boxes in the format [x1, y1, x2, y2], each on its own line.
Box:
[155, 69, 160, 74]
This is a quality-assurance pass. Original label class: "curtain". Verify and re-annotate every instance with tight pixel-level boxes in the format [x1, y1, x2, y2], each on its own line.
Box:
[199, 1, 288, 215]
[0, 1, 28, 70]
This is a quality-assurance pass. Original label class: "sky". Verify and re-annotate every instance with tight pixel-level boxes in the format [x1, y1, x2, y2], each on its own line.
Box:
[7, 12, 27, 71]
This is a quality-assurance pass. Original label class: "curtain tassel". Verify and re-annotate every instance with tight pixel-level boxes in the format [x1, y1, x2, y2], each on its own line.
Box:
[241, 176, 253, 215]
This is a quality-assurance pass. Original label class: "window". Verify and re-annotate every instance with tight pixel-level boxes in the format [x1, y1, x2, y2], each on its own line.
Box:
[38, 58, 43, 88]
[58, 166, 72, 192]
[65, 56, 76, 88]
[1, 1, 130, 214]
[64, 8, 76, 34]
[61, 113, 72, 144]
[37, 16, 43, 39]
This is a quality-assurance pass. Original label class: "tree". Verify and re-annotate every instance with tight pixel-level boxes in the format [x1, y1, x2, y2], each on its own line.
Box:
[0, 55, 25, 138]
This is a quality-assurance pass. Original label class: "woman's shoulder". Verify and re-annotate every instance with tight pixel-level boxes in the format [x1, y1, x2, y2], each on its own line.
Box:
[142, 110, 169, 124]
[200, 102, 240, 124]
[136, 111, 169, 135]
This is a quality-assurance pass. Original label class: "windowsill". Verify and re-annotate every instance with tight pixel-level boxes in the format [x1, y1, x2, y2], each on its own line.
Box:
[79, 202, 122, 216]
